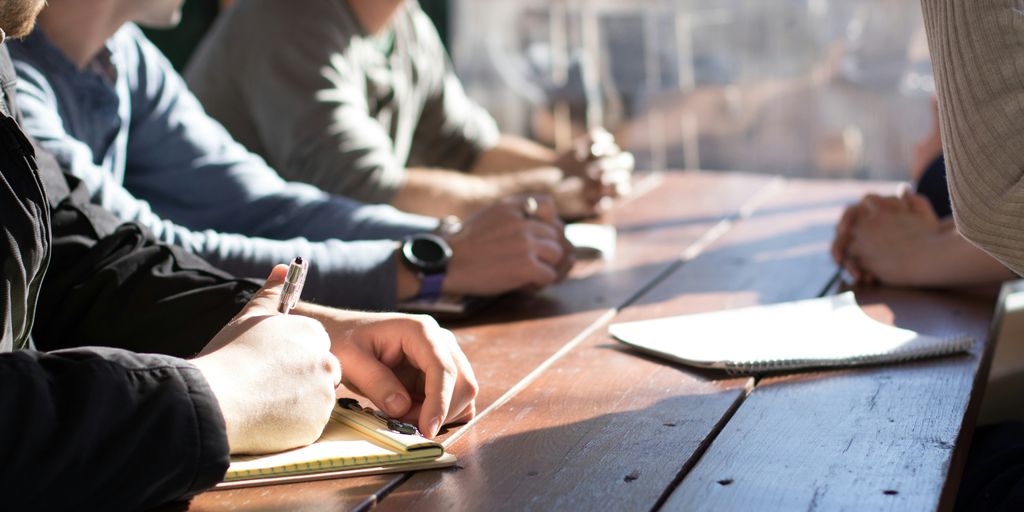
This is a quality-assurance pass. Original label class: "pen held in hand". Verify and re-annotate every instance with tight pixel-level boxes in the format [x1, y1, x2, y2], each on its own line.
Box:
[278, 257, 309, 314]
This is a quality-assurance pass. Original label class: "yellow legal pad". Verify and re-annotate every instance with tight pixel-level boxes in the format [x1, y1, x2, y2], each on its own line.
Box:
[216, 401, 456, 489]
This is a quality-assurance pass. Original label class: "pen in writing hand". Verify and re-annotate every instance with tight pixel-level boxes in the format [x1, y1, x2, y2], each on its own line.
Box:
[278, 257, 309, 314]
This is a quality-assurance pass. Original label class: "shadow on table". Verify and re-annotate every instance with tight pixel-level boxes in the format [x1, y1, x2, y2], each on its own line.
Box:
[386, 394, 746, 511]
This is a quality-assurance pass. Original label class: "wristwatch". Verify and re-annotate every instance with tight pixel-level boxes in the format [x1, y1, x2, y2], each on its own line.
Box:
[400, 233, 452, 301]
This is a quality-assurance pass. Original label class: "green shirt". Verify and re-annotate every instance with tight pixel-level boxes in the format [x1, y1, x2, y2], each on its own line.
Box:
[185, 0, 500, 204]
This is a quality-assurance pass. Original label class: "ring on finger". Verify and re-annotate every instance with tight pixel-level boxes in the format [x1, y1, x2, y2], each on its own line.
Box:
[522, 196, 539, 219]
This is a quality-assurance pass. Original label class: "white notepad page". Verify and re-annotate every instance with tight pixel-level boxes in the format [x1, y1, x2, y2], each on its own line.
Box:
[609, 292, 973, 372]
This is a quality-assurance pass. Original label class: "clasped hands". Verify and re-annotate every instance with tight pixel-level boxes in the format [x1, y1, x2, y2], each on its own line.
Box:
[831, 188, 946, 286]
[554, 128, 635, 218]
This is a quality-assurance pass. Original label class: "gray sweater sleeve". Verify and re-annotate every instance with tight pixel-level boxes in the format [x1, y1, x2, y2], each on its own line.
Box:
[188, 0, 408, 205]
[405, 9, 500, 171]
[920, 0, 1024, 275]
[186, 0, 497, 205]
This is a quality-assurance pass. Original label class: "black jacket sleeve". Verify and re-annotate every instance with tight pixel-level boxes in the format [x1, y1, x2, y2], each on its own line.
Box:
[0, 45, 238, 510]
[0, 347, 229, 511]
[31, 147, 261, 358]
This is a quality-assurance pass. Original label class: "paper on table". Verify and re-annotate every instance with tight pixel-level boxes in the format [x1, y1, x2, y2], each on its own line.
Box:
[565, 223, 616, 260]
[228, 425, 407, 475]
[609, 292, 973, 373]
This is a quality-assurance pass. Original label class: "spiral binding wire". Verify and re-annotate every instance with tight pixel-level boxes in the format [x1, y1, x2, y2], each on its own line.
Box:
[722, 334, 974, 376]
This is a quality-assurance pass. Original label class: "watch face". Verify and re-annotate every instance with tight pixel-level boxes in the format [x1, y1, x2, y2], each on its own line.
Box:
[404, 234, 452, 273]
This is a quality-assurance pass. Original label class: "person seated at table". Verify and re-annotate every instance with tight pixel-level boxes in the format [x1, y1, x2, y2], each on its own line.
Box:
[184, 0, 634, 221]
[0, 4, 476, 509]
[830, 96, 1014, 288]
[917, 0, 1024, 509]
[9, 0, 573, 313]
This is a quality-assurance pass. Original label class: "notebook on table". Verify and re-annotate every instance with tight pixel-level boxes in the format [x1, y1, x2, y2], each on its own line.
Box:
[216, 399, 456, 489]
[609, 292, 973, 374]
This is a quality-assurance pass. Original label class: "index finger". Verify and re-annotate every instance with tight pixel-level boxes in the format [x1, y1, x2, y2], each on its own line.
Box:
[405, 329, 459, 438]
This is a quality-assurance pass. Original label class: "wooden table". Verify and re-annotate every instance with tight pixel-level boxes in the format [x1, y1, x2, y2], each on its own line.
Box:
[188, 171, 998, 511]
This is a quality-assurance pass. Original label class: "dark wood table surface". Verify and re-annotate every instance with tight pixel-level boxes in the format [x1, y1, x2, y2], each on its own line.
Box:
[187, 171, 999, 512]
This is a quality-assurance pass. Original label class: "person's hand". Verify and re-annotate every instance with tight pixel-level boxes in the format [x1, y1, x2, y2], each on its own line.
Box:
[554, 128, 634, 218]
[191, 265, 341, 454]
[843, 191, 943, 286]
[832, 193, 905, 283]
[443, 195, 575, 296]
[831, 200, 862, 268]
[297, 308, 479, 439]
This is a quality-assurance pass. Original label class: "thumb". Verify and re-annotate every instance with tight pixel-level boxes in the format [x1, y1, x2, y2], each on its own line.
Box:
[238, 264, 289, 318]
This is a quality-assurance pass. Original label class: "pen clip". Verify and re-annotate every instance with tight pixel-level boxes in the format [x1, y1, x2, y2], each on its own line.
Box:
[337, 398, 420, 436]
[278, 257, 309, 314]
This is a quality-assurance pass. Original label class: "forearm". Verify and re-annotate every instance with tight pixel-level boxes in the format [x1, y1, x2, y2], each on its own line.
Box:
[921, 0, 1024, 274]
[293, 301, 382, 325]
[0, 348, 229, 510]
[911, 229, 1016, 287]
[394, 167, 561, 218]
[470, 135, 558, 175]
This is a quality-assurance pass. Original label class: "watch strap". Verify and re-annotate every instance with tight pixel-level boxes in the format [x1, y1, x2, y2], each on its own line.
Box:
[416, 272, 446, 302]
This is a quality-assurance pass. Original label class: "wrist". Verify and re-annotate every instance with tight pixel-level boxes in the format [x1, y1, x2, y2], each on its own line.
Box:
[397, 234, 451, 301]
[190, 355, 243, 453]
[396, 245, 421, 301]
[903, 233, 948, 286]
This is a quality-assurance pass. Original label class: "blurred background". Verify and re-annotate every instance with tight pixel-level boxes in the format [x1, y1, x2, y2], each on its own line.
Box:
[149, 0, 934, 181]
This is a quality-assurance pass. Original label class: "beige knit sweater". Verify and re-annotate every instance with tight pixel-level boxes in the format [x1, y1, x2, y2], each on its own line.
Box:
[921, 0, 1024, 275]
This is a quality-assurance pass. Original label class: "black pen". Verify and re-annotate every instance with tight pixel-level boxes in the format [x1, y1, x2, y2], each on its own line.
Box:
[278, 257, 308, 314]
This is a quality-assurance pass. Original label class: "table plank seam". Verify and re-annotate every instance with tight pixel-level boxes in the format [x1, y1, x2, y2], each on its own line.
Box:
[352, 475, 407, 512]
[937, 288, 1004, 510]
[647, 178, 894, 510]
[441, 308, 620, 450]
[651, 378, 755, 512]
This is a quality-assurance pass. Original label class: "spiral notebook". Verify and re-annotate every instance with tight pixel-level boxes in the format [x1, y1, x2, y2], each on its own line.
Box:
[609, 292, 973, 374]
[216, 400, 456, 489]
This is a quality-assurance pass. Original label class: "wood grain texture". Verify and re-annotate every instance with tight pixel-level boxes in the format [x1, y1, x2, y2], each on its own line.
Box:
[663, 288, 996, 512]
[185, 171, 774, 511]
[375, 178, 890, 511]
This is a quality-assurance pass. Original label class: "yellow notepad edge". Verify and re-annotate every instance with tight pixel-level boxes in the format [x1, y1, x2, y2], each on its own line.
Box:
[222, 406, 445, 482]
